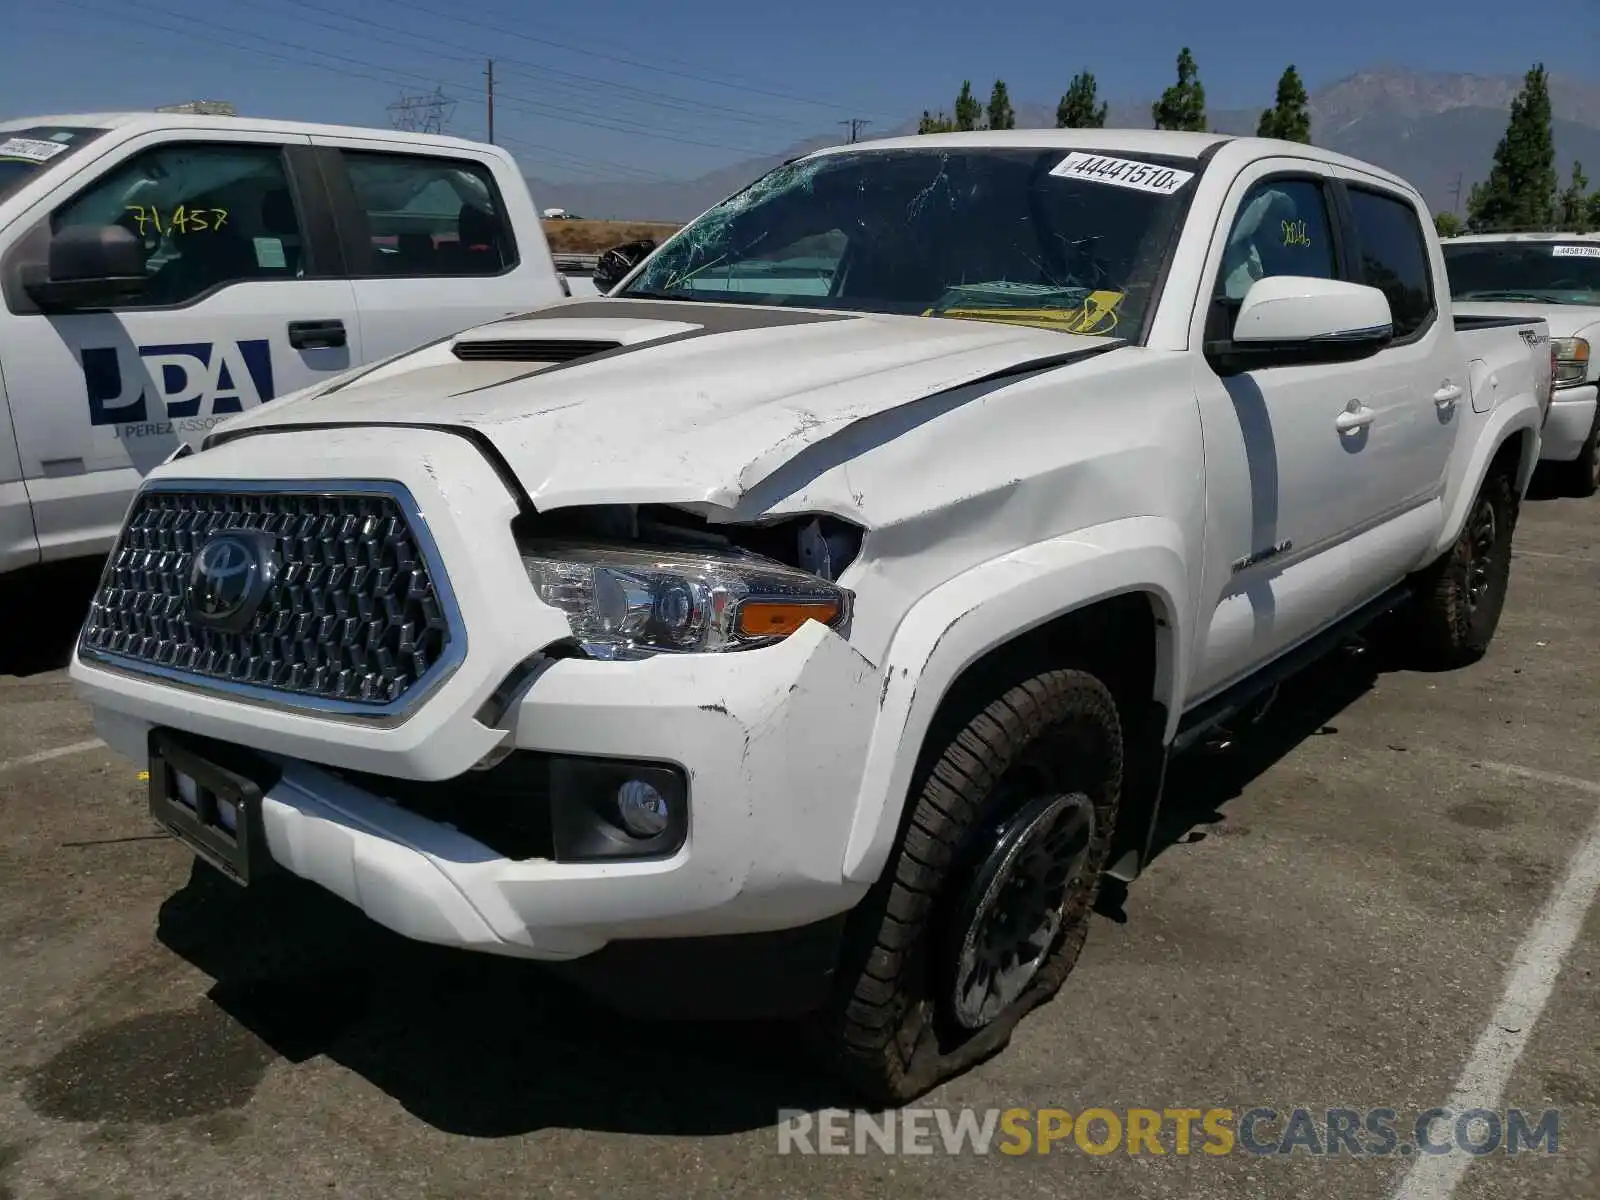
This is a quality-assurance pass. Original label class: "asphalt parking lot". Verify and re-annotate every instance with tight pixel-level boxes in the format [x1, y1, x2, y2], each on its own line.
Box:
[0, 481, 1596, 1200]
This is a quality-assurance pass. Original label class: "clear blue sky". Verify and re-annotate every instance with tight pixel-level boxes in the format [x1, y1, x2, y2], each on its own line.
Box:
[3, 0, 1595, 183]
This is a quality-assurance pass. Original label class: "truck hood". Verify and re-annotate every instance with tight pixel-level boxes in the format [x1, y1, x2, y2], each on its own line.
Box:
[1452, 301, 1600, 340]
[210, 298, 1127, 513]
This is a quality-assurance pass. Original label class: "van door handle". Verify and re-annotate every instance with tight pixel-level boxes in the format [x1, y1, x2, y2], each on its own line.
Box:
[288, 319, 346, 350]
[1434, 382, 1463, 408]
[1336, 403, 1376, 434]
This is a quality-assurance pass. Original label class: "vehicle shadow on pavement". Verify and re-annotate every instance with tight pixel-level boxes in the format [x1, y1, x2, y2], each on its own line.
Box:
[1130, 638, 1386, 883]
[149, 638, 1393, 1139]
[155, 862, 851, 1138]
[0, 558, 104, 678]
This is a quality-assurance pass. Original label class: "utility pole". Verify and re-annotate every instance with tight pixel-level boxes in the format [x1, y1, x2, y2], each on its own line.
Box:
[485, 59, 495, 144]
[838, 118, 870, 143]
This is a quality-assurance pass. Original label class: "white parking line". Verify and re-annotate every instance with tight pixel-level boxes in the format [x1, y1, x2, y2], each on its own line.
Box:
[1391, 761, 1600, 1200]
[0, 738, 105, 774]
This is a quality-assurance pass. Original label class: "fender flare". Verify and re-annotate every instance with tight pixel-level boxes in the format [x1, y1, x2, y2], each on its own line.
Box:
[840, 516, 1192, 885]
[1431, 394, 1542, 560]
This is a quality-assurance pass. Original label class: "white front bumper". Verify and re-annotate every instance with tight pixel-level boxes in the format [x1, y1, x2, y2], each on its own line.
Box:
[71, 426, 884, 958]
[1542, 384, 1598, 462]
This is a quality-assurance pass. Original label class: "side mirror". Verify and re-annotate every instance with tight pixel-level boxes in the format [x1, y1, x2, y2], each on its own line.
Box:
[1207, 276, 1393, 375]
[23, 224, 148, 312]
[593, 238, 657, 293]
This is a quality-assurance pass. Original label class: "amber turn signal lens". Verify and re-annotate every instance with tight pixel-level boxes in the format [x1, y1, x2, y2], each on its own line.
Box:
[735, 600, 840, 638]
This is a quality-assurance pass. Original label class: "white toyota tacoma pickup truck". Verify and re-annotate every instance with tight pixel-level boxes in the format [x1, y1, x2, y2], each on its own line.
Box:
[70, 130, 1554, 1104]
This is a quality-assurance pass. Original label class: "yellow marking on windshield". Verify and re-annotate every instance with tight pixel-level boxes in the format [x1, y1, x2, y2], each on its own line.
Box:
[927, 290, 1125, 335]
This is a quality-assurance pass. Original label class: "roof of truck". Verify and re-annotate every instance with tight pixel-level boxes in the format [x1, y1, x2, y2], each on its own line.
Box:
[801, 128, 1417, 192]
[0, 111, 499, 155]
[1444, 231, 1600, 245]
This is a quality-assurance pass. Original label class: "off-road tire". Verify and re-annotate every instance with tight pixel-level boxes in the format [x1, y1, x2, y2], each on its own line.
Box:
[1407, 466, 1518, 669]
[1556, 409, 1600, 499]
[818, 668, 1122, 1107]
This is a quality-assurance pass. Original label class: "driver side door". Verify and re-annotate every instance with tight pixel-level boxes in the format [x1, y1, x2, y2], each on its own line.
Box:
[1187, 164, 1381, 701]
[0, 130, 360, 562]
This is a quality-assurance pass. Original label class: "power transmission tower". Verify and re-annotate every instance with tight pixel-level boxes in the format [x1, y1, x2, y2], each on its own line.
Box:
[387, 87, 455, 134]
[838, 118, 871, 143]
[1449, 171, 1463, 214]
[485, 59, 495, 144]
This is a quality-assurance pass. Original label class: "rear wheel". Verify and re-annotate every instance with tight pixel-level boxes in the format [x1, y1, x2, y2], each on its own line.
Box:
[1406, 467, 1518, 668]
[818, 668, 1121, 1106]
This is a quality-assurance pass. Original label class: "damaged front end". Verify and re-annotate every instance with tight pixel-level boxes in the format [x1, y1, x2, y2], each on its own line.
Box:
[508, 503, 866, 661]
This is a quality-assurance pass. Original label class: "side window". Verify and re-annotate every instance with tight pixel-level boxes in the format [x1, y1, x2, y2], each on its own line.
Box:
[1214, 177, 1338, 302]
[1346, 187, 1434, 340]
[53, 142, 304, 308]
[340, 151, 515, 277]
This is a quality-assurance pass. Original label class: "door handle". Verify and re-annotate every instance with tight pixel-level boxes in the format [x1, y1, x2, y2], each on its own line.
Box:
[1336, 404, 1375, 434]
[1434, 383, 1463, 408]
[288, 319, 346, 350]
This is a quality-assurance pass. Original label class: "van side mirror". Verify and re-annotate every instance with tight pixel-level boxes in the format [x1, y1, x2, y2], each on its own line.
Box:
[23, 224, 148, 312]
[1206, 276, 1394, 375]
[593, 238, 657, 293]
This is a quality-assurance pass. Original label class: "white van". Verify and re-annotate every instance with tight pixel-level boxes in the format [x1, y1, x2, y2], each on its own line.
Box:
[0, 112, 568, 576]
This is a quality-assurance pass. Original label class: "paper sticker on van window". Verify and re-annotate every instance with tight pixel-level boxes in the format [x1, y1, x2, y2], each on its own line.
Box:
[0, 137, 71, 164]
[1050, 152, 1195, 195]
[1551, 244, 1600, 258]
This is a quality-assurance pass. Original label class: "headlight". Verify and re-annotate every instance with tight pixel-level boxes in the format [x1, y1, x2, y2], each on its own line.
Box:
[521, 541, 852, 658]
[1552, 337, 1591, 388]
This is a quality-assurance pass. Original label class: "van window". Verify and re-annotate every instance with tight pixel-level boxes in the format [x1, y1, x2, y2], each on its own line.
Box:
[53, 142, 304, 308]
[1215, 178, 1338, 302]
[1347, 187, 1435, 340]
[340, 151, 516, 277]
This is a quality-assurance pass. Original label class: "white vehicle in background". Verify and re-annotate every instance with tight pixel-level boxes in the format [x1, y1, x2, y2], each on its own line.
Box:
[1443, 231, 1600, 495]
[0, 112, 568, 580]
[73, 130, 1552, 1104]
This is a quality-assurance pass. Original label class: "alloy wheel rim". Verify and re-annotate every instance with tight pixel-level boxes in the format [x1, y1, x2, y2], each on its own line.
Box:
[950, 791, 1095, 1031]
[1463, 497, 1498, 614]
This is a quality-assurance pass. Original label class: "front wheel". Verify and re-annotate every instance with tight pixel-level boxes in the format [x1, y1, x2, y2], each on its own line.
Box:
[1406, 468, 1518, 668]
[817, 668, 1122, 1106]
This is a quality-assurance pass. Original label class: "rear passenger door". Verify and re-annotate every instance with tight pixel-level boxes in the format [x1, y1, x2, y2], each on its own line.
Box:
[1329, 177, 1463, 523]
[308, 137, 561, 359]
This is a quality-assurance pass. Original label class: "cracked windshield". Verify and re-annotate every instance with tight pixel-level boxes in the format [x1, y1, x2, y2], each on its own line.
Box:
[621, 147, 1196, 336]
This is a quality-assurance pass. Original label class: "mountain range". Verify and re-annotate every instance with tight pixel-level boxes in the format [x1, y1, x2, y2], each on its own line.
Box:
[525, 67, 1600, 223]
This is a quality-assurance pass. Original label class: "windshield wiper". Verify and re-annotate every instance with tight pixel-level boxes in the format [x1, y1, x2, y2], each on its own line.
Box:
[1457, 290, 1548, 302]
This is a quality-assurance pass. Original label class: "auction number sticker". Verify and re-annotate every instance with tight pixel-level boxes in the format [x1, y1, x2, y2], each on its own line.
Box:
[1551, 244, 1600, 258]
[1051, 152, 1195, 195]
[0, 137, 70, 163]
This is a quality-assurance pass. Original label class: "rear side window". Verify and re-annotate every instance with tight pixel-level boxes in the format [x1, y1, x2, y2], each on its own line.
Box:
[340, 151, 516, 277]
[1346, 187, 1435, 340]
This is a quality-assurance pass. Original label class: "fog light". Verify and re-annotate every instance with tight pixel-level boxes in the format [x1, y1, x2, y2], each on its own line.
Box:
[617, 778, 670, 837]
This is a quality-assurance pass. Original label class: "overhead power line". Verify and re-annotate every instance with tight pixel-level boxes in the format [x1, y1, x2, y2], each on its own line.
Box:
[376, 0, 901, 120]
[61, 0, 787, 157]
[47, 2, 707, 179]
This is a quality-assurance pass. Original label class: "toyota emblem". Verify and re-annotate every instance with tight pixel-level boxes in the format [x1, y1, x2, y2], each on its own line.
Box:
[188, 530, 278, 632]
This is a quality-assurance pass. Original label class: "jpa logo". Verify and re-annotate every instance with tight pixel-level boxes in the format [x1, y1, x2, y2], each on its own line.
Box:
[82, 339, 275, 427]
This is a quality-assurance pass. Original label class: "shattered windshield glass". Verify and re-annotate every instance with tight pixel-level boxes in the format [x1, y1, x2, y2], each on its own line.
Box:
[620, 147, 1200, 337]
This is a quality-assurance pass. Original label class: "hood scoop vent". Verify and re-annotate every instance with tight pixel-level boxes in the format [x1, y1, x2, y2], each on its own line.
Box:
[452, 338, 622, 363]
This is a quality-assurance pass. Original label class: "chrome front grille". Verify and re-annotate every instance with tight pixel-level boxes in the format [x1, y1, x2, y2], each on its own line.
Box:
[80, 482, 461, 715]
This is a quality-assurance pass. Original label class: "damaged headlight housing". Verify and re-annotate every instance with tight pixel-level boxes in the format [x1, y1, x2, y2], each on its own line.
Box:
[521, 541, 852, 659]
[1551, 337, 1591, 388]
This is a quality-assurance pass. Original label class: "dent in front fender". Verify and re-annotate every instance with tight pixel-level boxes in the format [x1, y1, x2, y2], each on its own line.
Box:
[1429, 394, 1542, 562]
[839, 517, 1192, 887]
